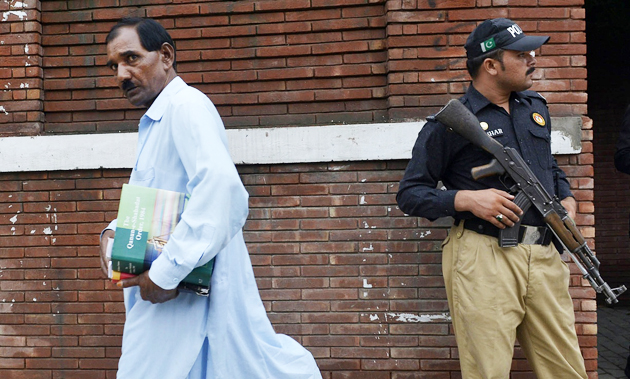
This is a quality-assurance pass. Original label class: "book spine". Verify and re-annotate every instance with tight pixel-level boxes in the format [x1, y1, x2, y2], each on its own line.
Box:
[112, 256, 147, 275]
[110, 270, 136, 283]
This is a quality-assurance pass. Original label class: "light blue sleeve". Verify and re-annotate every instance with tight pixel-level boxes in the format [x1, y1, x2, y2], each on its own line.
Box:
[148, 90, 249, 290]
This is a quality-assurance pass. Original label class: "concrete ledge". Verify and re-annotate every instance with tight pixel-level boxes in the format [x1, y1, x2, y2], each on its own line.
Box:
[0, 119, 582, 172]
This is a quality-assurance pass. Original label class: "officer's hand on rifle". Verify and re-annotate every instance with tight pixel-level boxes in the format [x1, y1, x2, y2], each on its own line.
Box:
[454, 188, 524, 229]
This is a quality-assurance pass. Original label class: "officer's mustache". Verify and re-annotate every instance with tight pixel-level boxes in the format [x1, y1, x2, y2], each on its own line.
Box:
[526, 67, 535, 76]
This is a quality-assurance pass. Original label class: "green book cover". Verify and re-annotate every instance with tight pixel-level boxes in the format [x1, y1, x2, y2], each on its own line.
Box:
[111, 184, 214, 296]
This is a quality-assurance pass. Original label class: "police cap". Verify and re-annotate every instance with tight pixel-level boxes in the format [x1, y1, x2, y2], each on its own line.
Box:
[464, 18, 550, 59]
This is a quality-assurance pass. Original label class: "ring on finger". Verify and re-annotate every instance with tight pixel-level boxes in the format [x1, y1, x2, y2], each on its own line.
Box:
[495, 214, 504, 222]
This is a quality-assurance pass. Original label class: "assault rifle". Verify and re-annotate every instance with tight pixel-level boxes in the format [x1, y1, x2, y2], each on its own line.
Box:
[432, 99, 627, 304]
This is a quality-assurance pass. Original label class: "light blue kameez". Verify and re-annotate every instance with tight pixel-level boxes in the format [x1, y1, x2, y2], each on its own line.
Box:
[106, 77, 322, 379]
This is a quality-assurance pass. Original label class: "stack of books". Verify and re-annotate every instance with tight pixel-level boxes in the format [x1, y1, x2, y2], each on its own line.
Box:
[106, 184, 214, 296]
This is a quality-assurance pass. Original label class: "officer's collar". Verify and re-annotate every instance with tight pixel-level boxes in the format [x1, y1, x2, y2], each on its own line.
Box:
[464, 84, 493, 114]
[464, 84, 528, 113]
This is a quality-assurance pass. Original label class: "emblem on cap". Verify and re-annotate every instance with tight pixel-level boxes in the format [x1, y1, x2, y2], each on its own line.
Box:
[532, 112, 546, 126]
[480, 37, 496, 53]
[480, 122, 489, 130]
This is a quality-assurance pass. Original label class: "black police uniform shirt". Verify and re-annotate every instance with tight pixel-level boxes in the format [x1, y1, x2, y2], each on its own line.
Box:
[397, 84, 573, 227]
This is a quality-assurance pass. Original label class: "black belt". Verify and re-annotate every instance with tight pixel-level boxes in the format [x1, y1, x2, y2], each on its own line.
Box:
[455, 218, 553, 246]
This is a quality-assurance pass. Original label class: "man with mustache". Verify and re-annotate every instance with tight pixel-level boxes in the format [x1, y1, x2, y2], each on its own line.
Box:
[100, 17, 322, 379]
[397, 18, 588, 378]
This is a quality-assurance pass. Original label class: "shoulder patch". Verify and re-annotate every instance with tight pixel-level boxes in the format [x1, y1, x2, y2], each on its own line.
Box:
[531, 112, 546, 127]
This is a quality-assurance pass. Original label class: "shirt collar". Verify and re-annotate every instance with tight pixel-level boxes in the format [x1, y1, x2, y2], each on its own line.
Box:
[143, 76, 186, 121]
[464, 84, 527, 114]
[464, 84, 493, 114]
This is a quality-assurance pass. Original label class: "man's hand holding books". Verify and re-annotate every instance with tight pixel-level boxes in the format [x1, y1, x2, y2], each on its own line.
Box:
[100, 228, 179, 304]
[117, 271, 179, 303]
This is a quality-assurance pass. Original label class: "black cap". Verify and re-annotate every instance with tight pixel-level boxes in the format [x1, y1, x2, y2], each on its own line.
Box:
[464, 18, 549, 59]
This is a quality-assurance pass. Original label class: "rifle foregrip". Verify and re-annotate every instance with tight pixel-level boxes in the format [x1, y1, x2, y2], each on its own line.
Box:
[544, 212, 581, 252]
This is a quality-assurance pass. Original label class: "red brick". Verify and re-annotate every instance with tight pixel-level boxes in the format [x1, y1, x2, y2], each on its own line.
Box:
[230, 12, 285, 25]
[199, 2, 255, 14]
[312, 18, 370, 32]
[257, 67, 314, 81]
[0, 347, 51, 358]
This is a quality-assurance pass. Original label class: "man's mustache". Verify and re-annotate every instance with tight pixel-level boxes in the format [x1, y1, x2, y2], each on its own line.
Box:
[526, 67, 536, 75]
[122, 80, 136, 92]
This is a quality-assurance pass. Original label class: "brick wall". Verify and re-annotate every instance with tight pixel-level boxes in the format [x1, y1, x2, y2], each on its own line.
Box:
[0, 1, 43, 135]
[40, 0, 389, 133]
[0, 1, 596, 378]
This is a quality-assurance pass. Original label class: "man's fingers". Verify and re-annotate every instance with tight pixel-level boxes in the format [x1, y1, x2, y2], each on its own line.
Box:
[152, 289, 179, 304]
[502, 200, 523, 217]
[115, 272, 179, 304]
[491, 189, 525, 216]
[499, 207, 521, 223]
[491, 205, 521, 228]
[490, 188, 515, 200]
[118, 275, 141, 288]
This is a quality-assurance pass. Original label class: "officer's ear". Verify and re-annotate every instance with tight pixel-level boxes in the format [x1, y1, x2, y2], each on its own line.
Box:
[482, 57, 501, 76]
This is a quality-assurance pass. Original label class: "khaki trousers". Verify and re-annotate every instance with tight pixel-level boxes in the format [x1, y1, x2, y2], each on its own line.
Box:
[442, 222, 588, 379]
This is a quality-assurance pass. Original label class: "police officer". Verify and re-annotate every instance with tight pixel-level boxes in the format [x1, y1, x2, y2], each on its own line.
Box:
[397, 18, 588, 379]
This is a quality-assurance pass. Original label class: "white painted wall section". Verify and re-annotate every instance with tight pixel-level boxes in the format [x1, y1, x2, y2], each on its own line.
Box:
[0, 119, 582, 172]
[229, 123, 425, 164]
[0, 133, 137, 172]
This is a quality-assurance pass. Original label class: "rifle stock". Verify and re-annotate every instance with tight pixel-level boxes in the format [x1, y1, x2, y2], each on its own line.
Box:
[434, 99, 505, 156]
[433, 99, 627, 304]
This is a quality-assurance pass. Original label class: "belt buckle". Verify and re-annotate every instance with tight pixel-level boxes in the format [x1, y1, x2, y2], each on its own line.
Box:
[521, 225, 543, 245]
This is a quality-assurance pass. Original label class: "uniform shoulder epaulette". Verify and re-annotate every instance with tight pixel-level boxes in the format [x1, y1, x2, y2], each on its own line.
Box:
[521, 90, 547, 104]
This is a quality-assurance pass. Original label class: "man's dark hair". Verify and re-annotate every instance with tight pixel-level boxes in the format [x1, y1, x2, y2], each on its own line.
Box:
[466, 48, 504, 79]
[106, 17, 177, 71]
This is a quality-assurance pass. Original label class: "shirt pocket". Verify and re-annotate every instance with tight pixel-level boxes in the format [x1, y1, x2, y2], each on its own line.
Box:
[527, 126, 552, 169]
[129, 167, 155, 187]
